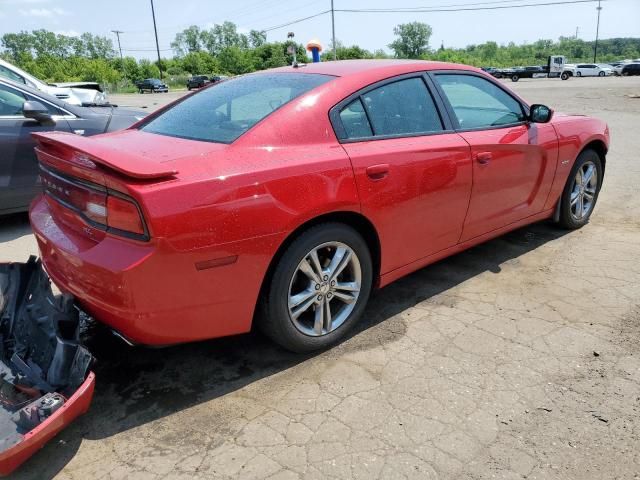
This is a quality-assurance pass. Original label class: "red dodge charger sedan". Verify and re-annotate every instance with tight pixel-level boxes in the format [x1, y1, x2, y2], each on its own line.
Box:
[30, 60, 608, 352]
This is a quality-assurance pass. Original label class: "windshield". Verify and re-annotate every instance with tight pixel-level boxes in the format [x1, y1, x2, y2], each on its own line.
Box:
[140, 73, 333, 144]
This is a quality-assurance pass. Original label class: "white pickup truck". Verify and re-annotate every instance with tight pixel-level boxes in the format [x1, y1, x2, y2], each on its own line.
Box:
[0, 58, 108, 105]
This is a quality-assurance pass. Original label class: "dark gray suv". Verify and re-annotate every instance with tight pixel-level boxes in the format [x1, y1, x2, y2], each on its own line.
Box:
[0, 78, 146, 214]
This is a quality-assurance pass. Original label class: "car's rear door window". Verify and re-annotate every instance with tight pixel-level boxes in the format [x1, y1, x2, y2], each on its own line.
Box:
[362, 77, 443, 136]
[339, 98, 372, 139]
[337, 76, 443, 140]
[434, 74, 525, 129]
[141, 73, 333, 143]
[0, 84, 26, 116]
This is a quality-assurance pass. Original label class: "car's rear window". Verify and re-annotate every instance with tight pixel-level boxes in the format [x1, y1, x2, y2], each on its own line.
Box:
[140, 73, 334, 144]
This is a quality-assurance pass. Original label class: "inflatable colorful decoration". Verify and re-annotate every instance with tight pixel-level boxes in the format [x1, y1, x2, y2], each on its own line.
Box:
[306, 39, 323, 63]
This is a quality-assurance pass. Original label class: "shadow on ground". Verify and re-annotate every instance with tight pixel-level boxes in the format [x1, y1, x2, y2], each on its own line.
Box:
[0, 213, 31, 244]
[16, 221, 569, 479]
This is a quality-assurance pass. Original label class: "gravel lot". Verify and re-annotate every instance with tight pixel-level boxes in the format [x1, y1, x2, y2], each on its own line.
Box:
[4, 76, 640, 479]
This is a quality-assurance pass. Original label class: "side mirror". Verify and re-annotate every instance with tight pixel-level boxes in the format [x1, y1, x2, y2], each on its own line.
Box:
[529, 104, 553, 123]
[23, 101, 54, 125]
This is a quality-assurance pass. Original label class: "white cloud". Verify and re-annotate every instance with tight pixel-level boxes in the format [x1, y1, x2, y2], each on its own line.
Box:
[19, 7, 69, 17]
[55, 29, 80, 37]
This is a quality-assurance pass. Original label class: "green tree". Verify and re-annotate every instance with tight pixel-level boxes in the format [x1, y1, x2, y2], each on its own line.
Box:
[171, 26, 203, 56]
[217, 46, 255, 74]
[1, 31, 32, 61]
[389, 22, 433, 59]
[201, 21, 249, 55]
[181, 51, 219, 74]
[249, 30, 267, 48]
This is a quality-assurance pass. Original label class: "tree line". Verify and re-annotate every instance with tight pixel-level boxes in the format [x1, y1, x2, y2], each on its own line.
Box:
[1, 22, 639, 90]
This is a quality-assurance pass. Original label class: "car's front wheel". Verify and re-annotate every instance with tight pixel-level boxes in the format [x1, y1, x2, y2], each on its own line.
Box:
[260, 223, 373, 353]
[511, 74, 519, 82]
[557, 149, 603, 229]
[599, 71, 605, 77]
[561, 72, 570, 80]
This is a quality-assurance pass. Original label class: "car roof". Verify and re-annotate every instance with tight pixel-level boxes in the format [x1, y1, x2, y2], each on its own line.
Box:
[268, 59, 479, 77]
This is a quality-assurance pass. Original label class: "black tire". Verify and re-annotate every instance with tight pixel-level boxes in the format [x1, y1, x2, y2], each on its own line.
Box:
[561, 72, 570, 80]
[511, 75, 519, 82]
[557, 149, 603, 229]
[598, 71, 605, 77]
[576, 71, 582, 77]
[495, 73, 503, 79]
[260, 223, 373, 353]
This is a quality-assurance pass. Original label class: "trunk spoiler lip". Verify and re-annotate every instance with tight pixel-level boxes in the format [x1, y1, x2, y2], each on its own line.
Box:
[31, 131, 178, 180]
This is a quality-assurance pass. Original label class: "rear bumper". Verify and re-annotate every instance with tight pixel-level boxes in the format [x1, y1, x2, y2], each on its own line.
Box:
[0, 373, 95, 476]
[0, 259, 95, 476]
[30, 195, 276, 345]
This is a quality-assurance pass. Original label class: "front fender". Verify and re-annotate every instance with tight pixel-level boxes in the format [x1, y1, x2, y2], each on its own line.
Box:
[542, 115, 609, 211]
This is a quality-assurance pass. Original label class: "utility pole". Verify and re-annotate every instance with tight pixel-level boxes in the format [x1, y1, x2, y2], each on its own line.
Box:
[575, 26, 579, 39]
[150, 0, 163, 79]
[593, 0, 602, 63]
[331, 0, 336, 60]
[111, 30, 124, 63]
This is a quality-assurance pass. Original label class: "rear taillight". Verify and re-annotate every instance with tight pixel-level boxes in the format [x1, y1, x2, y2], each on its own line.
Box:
[107, 195, 145, 235]
[40, 166, 147, 240]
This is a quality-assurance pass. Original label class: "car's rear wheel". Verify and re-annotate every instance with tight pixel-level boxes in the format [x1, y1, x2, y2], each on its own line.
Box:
[561, 72, 570, 80]
[576, 71, 582, 77]
[558, 149, 603, 229]
[260, 223, 373, 353]
[511, 74, 519, 82]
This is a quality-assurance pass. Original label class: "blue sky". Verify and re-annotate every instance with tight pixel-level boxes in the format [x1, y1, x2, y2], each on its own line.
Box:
[1, 0, 639, 59]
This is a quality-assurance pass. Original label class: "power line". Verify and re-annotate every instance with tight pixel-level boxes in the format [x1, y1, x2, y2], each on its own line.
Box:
[336, 0, 604, 13]
[262, 10, 330, 32]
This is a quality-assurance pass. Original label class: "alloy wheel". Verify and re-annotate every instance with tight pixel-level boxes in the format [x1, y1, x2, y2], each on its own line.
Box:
[287, 242, 362, 336]
[569, 160, 598, 221]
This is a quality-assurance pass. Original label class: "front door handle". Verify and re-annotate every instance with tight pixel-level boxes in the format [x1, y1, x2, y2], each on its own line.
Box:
[474, 152, 492, 165]
[366, 164, 390, 180]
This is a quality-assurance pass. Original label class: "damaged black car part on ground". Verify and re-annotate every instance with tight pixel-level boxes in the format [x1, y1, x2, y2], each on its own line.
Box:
[0, 257, 94, 474]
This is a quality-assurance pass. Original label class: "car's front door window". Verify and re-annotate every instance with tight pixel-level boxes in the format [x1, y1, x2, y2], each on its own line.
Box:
[434, 74, 525, 130]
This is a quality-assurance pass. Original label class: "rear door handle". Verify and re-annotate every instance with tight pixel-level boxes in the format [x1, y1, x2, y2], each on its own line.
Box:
[366, 164, 390, 180]
[474, 152, 492, 165]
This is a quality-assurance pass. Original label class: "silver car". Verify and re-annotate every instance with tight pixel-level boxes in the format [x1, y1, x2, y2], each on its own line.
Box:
[0, 58, 108, 106]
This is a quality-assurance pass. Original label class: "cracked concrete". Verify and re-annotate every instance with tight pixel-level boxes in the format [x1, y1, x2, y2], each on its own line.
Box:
[2, 76, 640, 479]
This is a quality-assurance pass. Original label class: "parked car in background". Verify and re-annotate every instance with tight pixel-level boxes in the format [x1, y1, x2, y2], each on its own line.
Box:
[135, 78, 169, 93]
[210, 74, 228, 83]
[574, 64, 613, 77]
[481, 67, 502, 78]
[507, 66, 547, 82]
[29, 60, 608, 357]
[0, 78, 146, 214]
[187, 75, 210, 90]
[612, 64, 627, 75]
[0, 58, 107, 106]
[620, 63, 640, 76]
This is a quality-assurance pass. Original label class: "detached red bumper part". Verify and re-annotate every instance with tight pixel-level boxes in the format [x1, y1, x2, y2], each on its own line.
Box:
[0, 258, 94, 476]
